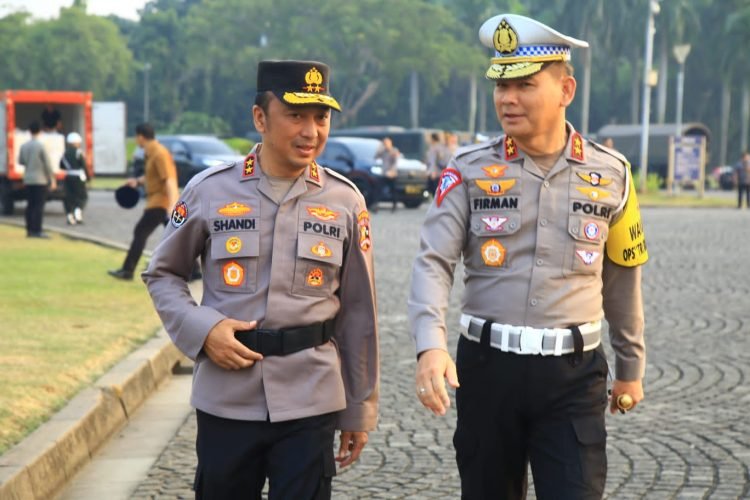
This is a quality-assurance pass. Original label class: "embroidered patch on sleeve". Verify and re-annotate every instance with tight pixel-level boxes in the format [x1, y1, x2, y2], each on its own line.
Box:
[171, 201, 188, 228]
[357, 210, 372, 251]
[435, 168, 462, 207]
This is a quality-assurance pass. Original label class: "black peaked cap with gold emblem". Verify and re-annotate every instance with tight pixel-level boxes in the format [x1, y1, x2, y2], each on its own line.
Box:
[257, 60, 341, 112]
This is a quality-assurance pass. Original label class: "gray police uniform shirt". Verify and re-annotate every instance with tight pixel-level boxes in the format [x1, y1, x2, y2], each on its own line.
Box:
[143, 145, 379, 431]
[19, 138, 54, 186]
[409, 123, 646, 381]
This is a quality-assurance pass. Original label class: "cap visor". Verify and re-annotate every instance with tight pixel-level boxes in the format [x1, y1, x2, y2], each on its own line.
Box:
[281, 92, 341, 112]
[485, 61, 544, 80]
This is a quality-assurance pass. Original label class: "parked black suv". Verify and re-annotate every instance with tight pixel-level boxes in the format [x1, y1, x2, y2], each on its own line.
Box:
[132, 135, 245, 187]
[316, 136, 428, 209]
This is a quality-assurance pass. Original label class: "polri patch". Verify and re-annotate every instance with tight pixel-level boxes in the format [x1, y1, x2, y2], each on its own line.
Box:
[307, 267, 324, 287]
[481, 239, 506, 267]
[435, 168, 462, 207]
[311, 241, 332, 258]
[226, 236, 242, 254]
[476, 179, 516, 196]
[575, 249, 600, 265]
[482, 165, 508, 178]
[218, 202, 252, 217]
[307, 206, 339, 221]
[481, 216, 508, 232]
[223, 261, 244, 286]
[171, 201, 188, 228]
[358, 210, 372, 251]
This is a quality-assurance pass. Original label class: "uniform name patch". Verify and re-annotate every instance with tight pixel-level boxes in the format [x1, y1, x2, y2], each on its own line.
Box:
[475, 179, 516, 196]
[481, 216, 508, 232]
[307, 206, 339, 221]
[473, 197, 519, 211]
[213, 218, 256, 232]
[223, 261, 244, 286]
[575, 249, 600, 265]
[218, 202, 252, 216]
[481, 239, 506, 267]
[171, 201, 188, 228]
[303, 221, 341, 239]
[572, 201, 611, 219]
[435, 168, 462, 207]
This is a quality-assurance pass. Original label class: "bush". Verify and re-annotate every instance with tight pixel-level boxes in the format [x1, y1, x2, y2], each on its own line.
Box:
[164, 112, 232, 137]
[223, 137, 254, 155]
[631, 172, 662, 193]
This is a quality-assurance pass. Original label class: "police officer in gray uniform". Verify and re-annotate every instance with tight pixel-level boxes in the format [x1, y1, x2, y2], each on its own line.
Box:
[408, 14, 649, 499]
[143, 60, 379, 499]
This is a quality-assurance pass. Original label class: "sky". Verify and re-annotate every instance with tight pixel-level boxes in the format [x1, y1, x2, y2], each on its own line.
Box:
[0, 0, 149, 20]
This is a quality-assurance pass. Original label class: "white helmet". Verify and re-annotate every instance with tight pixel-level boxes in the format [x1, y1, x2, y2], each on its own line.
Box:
[66, 132, 82, 144]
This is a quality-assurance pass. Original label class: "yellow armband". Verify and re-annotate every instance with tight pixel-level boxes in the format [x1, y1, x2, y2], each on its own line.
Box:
[605, 167, 648, 266]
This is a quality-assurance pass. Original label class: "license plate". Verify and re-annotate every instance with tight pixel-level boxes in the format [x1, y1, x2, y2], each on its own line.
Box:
[405, 184, 423, 194]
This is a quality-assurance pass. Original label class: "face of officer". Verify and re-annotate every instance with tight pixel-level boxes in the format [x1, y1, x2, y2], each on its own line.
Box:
[493, 62, 576, 145]
[253, 94, 330, 177]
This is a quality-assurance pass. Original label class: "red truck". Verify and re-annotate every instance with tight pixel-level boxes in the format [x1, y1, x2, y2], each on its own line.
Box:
[0, 90, 126, 215]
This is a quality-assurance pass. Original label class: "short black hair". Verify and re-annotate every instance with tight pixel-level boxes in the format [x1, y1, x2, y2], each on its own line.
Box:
[29, 121, 40, 134]
[254, 91, 273, 114]
[135, 122, 155, 140]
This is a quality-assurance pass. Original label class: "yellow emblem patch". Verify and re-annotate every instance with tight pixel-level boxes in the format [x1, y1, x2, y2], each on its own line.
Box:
[576, 186, 610, 201]
[307, 268, 324, 287]
[476, 179, 516, 196]
[223, 261, 244, 287]
[493, 19, 518, 54]
[225, 236, 242, 254]
[307, 206, 339, 221]
[482, 165, 508, 178]
[218, 202, 252, 217]
[311, 241, 332, 258]
[481, 239, 506, 267]
[606, 169, 648, 267]
[304, 67, 324, 93]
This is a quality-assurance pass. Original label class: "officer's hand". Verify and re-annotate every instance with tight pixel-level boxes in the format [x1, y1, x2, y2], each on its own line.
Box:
[336, 431, 368, 468]
[203, 319, 263, 370]
[125, 177, 139, 188]
[415, 349, 459, 416]
[50, 179, 58, 191]
[609, 379, 644, 414]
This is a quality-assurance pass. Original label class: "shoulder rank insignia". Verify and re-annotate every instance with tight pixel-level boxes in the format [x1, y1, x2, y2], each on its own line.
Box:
[307, 206, 339, 221]
[504, 136, 519, 160]
[570, 132, 585, 162]
[576, 186, 610, 201]
[476, 179, 516, 196]
[577, 171, 612, 187]
[243, 153, 256, 177]
[481, 239, 506, 267]
[482, 165, 508, 178]
[218, 202, 252, 217]
[435, 168, 462, 207]
[309, 161, 320, 182]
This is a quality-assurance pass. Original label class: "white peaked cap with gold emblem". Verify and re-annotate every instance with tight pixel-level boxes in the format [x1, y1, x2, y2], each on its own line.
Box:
[479, 14, 589, 80]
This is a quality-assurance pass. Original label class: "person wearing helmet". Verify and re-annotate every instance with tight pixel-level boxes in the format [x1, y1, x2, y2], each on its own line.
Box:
[60, 131, 88, 224]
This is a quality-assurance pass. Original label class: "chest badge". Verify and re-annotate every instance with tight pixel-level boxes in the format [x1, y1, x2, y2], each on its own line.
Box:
[171, 201, 188, 228]
[476, 179, 516, 196]
[307, 267, 324, 287]
[481, 216, 508, 232]
[223, 261, 245, 287]
[482, 165, 508, 178]
[225, 236, 242, 254]
[311, 241, 333, 258]
[481, 239, 506, 267]
[576, 186, 611, 201]
[307, 205, 339, 221]
[218, 202, 252, 217]
[577, 171, 612, 187]
[584, 222, 600, 240]
[575, 249, 600, 265]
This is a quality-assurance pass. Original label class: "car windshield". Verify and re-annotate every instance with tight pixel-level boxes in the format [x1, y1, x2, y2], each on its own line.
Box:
[343, 140, 380, 161]
[183, 138, 236, 156]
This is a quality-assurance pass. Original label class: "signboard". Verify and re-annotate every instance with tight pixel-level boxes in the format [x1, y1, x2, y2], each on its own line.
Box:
[667, 135, 706, 197]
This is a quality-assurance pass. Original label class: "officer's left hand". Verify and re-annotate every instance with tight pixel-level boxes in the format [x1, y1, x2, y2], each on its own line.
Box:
[336, 431, 368, 468]
[610, 379, 644, 414]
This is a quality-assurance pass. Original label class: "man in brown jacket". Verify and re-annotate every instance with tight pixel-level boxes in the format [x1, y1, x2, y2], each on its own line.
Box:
[109, 123, 178, 280]
[143, 60, 379, 499]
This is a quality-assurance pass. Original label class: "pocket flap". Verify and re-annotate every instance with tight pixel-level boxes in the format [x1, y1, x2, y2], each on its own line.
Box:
[571, 414, 606, 445]
[211, 232, 260, 259]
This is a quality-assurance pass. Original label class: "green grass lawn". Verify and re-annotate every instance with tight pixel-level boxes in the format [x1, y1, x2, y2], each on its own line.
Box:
[639, 191, 735, 208]
[0, 225, 163, 454]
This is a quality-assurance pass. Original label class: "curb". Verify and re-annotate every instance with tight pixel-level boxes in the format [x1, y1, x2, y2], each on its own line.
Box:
[0, 329, 187, 500]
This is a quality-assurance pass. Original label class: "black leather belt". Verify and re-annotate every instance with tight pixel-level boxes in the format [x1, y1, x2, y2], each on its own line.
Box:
[235, 319, 334, 357]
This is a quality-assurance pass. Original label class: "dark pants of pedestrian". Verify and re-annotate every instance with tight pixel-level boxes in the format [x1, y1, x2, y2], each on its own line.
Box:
[738, 183, 750, 208]
[453, 335, 608, 500]
[194, 410, 337, 500]
[63, 175, 88, 214]
[25, 184, 48, 235]
[122, 207, 167, 273]
[383, 177, 397, 211]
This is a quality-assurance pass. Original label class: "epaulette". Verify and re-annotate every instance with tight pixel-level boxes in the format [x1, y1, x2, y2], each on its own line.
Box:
[589, 139, 630, 168]
[323, 167, 361, 194]
[454, 136, 502, 160]
[184, 161, 236, 189]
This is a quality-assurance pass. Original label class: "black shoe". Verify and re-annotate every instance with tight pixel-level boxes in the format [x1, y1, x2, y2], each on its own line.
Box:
[27, 232, 51, 239]
[108, 269, 134, 280]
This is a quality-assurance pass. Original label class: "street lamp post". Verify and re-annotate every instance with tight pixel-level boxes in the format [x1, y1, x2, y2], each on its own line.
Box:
[143, 62, 151, 123]
[673, 44, 691, 138]
[638, 0, 660, 193]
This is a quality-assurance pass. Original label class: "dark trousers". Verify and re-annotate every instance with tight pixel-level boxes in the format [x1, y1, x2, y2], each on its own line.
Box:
[453, 336, 608, 500]
[383, 177, 397, 210]
[63, 175, 88, 213]
[194, 410, 337, 500]
[738, 183, 750, 208]
[122, 207, 167, 272]
[25, 184, 48, 235]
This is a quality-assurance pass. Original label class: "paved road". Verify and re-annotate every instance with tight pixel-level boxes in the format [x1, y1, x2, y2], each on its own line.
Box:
[6, 196, 750, 498]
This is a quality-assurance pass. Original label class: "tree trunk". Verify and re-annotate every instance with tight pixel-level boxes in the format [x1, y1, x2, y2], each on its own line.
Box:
[478, 83, 487, 133]
[630, 56, 640, 123]
[468, 74, 477, 136]
[581, 45, 592, 135]
[656, 34, 668, 124]
[410, 71, 419, 129]
[742, 83, 749, 154]
[720, 80, 731, 166]
[339, 80, 381, 126]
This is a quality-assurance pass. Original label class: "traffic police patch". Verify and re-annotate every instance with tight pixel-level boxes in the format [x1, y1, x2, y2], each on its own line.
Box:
[576, 186, 611, 201]
[307, 267, 324, 287]
[584, 222, 600, 240]
[481, 239, 506, 266]
[358, 210, 372, 251]
[476, 179, 516, 196]
[577, 171, 612, 187]
[171, 201, 188, 228]
[435, 168, 462, 207]
[226, 236, 242, 254]
[481, 216, 508, 232]
[223, 261, 244, 286]
[575, 249, 600, 265]
[307, 206, 339, 221]
[482, 165, 508, 178]
[218, 202, 252, 217]
[311, 241, 332, 258]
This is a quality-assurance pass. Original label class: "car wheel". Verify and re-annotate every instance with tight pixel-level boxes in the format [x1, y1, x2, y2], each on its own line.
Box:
[402, 199, 423, 209]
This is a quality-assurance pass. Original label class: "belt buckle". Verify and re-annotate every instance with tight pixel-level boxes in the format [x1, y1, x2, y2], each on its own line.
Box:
[519, 327, 544, 355]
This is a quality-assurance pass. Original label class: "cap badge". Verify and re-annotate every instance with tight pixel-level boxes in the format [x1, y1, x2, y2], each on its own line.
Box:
[494, 19, 518, 54]
[482, 165, 508, 178]
[476, 179, 516, 196]
[304, 67, 324, 93]
[311, 241, 332, 258]
[307, 267, 324, 287]
[481, 239, 506, 267]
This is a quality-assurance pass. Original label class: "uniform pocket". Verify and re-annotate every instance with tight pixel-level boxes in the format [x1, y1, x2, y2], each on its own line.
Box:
[209, 231, 260, 293]
[569, 413, 607, 492]
[292, 233, 343, 296]
[564, 214, 606, 276]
